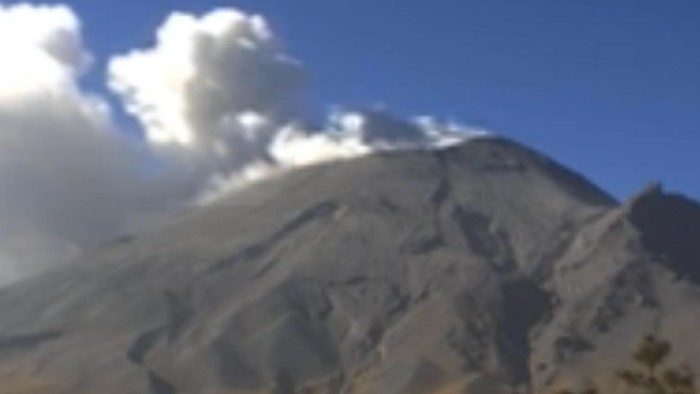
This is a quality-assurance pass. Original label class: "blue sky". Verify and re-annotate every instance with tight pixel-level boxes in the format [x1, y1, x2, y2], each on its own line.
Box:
[8, 0, 700, 200]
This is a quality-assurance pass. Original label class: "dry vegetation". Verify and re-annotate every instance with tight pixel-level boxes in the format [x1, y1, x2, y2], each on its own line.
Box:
[557, 335, 695, 394]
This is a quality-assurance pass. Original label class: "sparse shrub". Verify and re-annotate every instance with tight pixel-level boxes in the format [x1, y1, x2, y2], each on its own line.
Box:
[616, 334, 695, 394]
[556, 334, 695, 394]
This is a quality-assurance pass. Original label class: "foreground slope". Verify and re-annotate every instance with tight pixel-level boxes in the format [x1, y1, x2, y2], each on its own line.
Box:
[0, 138, 698, 394]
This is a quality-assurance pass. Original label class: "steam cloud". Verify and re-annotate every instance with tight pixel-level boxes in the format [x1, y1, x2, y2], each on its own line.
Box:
[0, 4, 483, 284]
[108, 9, 305, 167]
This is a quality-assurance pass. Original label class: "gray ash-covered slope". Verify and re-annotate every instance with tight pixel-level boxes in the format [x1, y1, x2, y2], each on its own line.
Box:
[0, 137, 699, 394]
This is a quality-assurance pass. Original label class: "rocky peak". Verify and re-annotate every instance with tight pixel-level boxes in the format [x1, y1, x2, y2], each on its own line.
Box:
[623, 182, 700, 282]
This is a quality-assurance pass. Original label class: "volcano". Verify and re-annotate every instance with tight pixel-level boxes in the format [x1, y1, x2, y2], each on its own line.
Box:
[1, 137, 699, 394]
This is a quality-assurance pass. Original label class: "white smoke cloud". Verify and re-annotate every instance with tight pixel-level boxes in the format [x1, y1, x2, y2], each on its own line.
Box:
[0, 4, 189, 284]
[269, 110, 476, 167]
[106, 9, 477, 181]
[0, 4, 483, 284]
[0, 3, 89, 101]
[108, 8, 305, 170]
[0, 4, 123, 283]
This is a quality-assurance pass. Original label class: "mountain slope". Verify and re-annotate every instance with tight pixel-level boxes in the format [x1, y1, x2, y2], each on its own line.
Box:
[0, 137, 697, 394]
